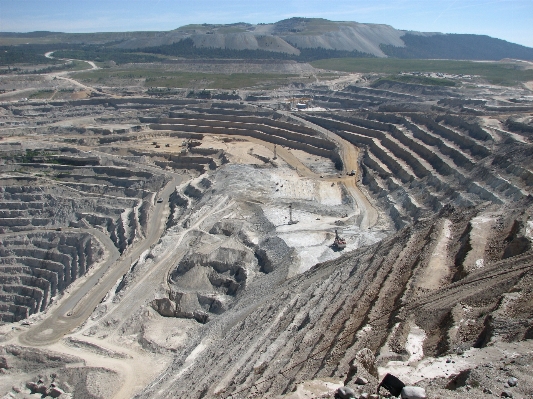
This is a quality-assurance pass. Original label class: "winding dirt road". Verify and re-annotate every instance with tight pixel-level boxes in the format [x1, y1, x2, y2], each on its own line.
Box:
[44, 50, 109, 95]
[281, 111, 378, 229]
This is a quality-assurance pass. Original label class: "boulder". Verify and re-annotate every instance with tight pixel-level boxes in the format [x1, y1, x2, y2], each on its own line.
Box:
[401, 386, 427, 399]
[26, 382, 39, 392]
[501, 391, 513, 398]
[355, 377, 368, 385]
[151, 297, 176, 317]
[48, 386, 65, 398]
[508, 377, 518, 387]
[335, 386, 356, 399]
[193, 310, 209, 324]
[26, 381, 49, 395]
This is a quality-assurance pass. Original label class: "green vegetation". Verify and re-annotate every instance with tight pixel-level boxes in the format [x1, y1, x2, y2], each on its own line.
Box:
[0, 31, 164, 46]
[216, 26, 250, 34]
[51, 41, 361, 65]
[53, 48, 161, 65]
[29, 90, 54, 99]
[381, 33, 533, 61]
[275, 18, 341, 35]
[175, 24, 211, 31]
[147, 73, 300, 89]
[75, 68, 305, 89]
[137, 38, 372, 61]
[174, 23, 251, 34]
[6, 149, 60, 164]
[35, 60, 91, 73]
[372, 74, 456, 87]
[0, 38, 372, 68]
[310, 58, 533, 86]
[0, 44, 60, 65]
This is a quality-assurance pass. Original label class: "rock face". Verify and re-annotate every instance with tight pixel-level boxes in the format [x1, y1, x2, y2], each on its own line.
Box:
[355, 348, 378, 377]
[0, 231, 104, 322]
[302, 110, 533, 230]
[277, 20, 406, 57]
[0, 148, 172, 322]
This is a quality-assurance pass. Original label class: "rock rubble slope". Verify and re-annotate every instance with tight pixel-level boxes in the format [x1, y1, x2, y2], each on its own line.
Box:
[138, 201, 533, 398]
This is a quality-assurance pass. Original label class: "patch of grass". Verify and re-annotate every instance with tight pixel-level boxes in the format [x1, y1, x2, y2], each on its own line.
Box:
[76, 68, 303, 89]
[175, 24, 209, 31]
[146, 72, 299, 89]
[216, 26, 250, 34]
[278, 18, 341, 36]
[310, 58, 533, 86]
[29, 89, 54, 99]
[373, 74, 456, 87]
[53, 49, 161, 65]
[14, 59, 91, 74]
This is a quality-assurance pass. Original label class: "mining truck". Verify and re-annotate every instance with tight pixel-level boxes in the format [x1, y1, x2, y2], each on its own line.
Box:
[334, 229, 346, 250]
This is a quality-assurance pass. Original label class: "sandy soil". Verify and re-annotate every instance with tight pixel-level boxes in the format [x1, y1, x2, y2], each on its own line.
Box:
[463, 214, 495, 271]
[417, 219, 452, 291]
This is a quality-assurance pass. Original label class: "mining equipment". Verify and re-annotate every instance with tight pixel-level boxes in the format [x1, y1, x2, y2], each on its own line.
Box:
[333, 229, 346, 250]
[288, 204, 299, 225]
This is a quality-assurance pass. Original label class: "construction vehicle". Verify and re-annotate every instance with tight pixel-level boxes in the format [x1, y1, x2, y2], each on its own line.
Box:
[333, 229, 346, 250]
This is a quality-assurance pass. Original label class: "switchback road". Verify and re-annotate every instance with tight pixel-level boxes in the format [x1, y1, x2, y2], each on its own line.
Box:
[19, 174, 181, 346]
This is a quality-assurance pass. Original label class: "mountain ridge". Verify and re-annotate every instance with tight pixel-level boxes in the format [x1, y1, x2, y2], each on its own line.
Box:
[2, 17, 533, 61]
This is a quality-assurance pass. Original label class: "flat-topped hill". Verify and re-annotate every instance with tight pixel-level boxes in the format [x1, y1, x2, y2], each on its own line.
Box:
[2, 18, 533, 62]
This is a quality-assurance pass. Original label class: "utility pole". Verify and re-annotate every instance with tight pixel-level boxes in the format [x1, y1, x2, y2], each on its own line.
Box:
[273, 144, 277, 160]
[288, 203, 298, 225]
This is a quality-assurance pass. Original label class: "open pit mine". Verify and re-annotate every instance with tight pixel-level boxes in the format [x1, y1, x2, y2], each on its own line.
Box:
[0, 55, 532, 399]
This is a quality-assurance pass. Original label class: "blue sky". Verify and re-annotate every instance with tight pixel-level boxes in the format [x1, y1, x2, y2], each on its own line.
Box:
[1, 0, 532, 47]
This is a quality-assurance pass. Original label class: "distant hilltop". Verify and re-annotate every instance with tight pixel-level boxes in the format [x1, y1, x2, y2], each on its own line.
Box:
[2, 17, 533, 61]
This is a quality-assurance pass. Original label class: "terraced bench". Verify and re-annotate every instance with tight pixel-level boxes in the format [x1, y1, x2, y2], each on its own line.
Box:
[0, 232, 103, 322]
